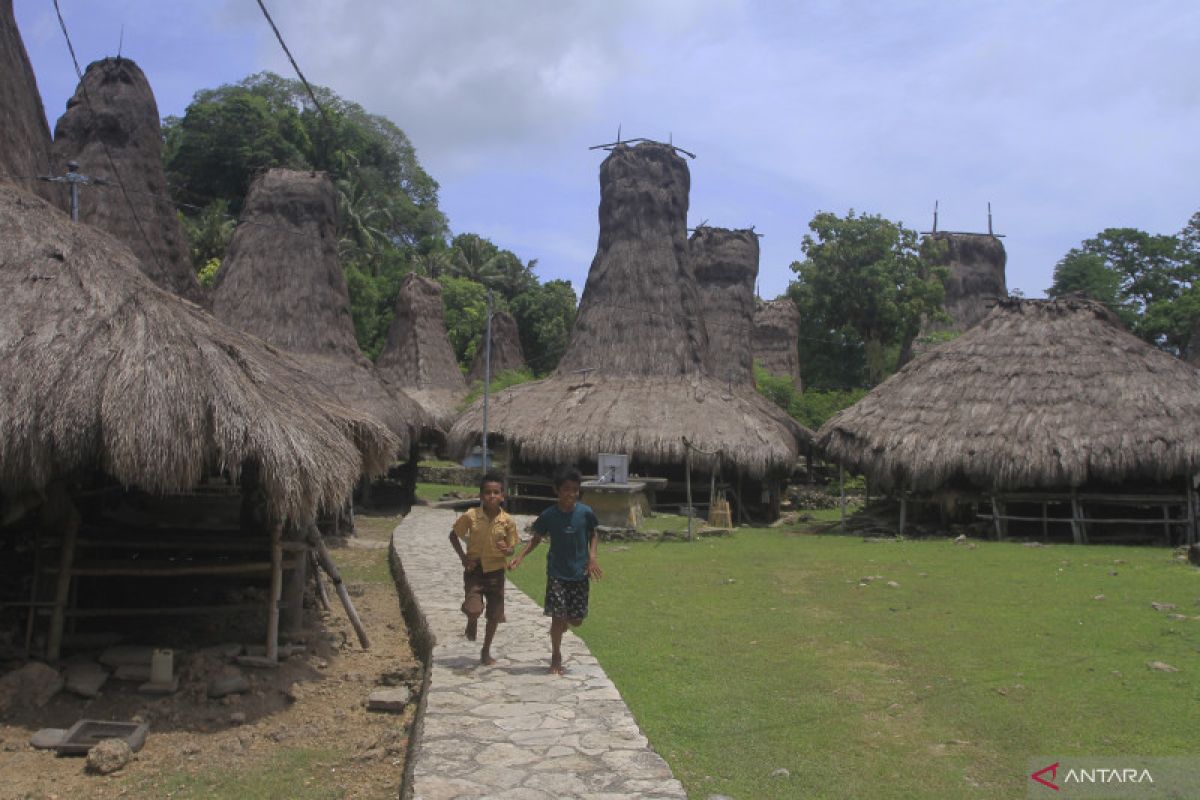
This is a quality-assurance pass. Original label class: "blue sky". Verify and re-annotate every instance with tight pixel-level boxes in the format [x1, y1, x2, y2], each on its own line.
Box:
[16, 0, 1200, 300]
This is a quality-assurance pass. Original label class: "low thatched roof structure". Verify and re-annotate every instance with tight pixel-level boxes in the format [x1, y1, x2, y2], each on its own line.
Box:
[0, 0, 57, 204]
[753, 298, 802, 389]
[818, 296, 1200, 493]
[212, 169, 430, 449]
[921, 232, 1007, 333]
[451, 142, 807, 476]
[51, 57, 204, 305]
[375, 272, 466, 428]
[691, 226, 758, 384]
[0, 184, 397, 521]
[467, 310, 526, 383]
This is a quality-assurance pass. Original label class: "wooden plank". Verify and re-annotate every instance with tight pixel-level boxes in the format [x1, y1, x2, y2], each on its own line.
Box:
[48, 558, 299, 577]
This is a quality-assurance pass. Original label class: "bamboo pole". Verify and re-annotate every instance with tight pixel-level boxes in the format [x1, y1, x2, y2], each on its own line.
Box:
[266, 521, 283, 662]
[311, 551, 331, 611]
[306, 524, 370, 649]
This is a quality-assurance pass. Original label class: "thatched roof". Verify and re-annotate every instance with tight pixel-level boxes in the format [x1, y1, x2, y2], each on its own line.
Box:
[0, 0, 57, 204]
[212, 168, 431, 448]
[0, 184, 397, 522]
[817, 296, 1200, 493]
[753, 298, 802, 389]
[450, 142, 807, 476]
[51, 57, 204, 305]
[921, 232, 1007, 333]
[467, 310, 526, 383]
[690, 226, 758, 383]
[375, 272, 466, 427]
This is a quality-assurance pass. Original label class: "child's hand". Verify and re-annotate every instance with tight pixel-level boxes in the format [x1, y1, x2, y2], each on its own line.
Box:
[462, 555, 478, 571]
[587, 558, 603, 580]
[498, 541, 515, 556]
[507, 555, 522, 571]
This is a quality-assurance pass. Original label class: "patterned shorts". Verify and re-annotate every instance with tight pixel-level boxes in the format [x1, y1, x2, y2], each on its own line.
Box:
[543, 576, 589, 620]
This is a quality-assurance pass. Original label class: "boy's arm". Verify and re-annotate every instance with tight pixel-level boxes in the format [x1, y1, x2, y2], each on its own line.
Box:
[508, 534, 542, 570]
[449, 517, 477, 569]
[586, 527, 603, 579]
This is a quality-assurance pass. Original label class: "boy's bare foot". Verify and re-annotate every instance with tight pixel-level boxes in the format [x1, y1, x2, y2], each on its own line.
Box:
[465, 618, 477, 641]
[480, 651, 496, 666]
[548, 659, 564, 675]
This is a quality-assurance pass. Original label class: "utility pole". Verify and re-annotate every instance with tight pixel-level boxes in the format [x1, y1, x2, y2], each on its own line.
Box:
[481, 289, 494, 472]
[39, 161, 106, 221]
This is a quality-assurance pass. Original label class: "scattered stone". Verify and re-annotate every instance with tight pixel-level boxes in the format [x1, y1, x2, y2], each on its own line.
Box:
[65, 662, 109, 698]
[98, 645, 155, 668]
[86, 739, 132, 775]
[379, 665, 421, 686]
[953, 534, 968, 544]
[114, 664, 151, 682]
[30, 728, 66, 749]
[1022, 541, 1045, 547]
[138, 675, 180, 695]
[0, 662, 63, 713]
[886, 581, 900, 588]
[1147, 661, 1179, 672]
[1093, 595, 1106, 601]
[207, 670, 251, 698]
[181, 743, 201, 756]
[1151, 602, 1178, 612]
[229, 712, 246, 725]
[771, 767, 791, 778]
[1168, 613, 1188, 621]
[368, 687, 412, 713]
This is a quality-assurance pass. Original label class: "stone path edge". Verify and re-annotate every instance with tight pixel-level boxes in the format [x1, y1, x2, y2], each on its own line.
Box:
[388, 523, 435, 800]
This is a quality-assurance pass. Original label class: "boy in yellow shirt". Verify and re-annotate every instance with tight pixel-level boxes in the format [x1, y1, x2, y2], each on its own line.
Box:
[449, 471, 519, 665]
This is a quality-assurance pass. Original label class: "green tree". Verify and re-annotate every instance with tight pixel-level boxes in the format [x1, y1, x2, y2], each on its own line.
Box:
[441, 276, 493, 366]
[509, 279, 578, 375]
[179, 200, 235, 271]
[789, 211, 947, 385]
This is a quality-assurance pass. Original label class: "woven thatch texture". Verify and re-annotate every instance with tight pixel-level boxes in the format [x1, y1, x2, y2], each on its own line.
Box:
[212, 168, 430, 446]
[376, 272, 467, 427]
[450, 143, 809, 476]
[0, 184, 397, 521]
[467, 310, 526, 383]
[818, 297, 1200, 492]
[51, 57, 204, 305]
[922, 232, 1007, 333]
[691, 227, 758, 383]
[0, 0, 57, 203]
[753, 298, 802, 389]
[557, 142, 707, 376]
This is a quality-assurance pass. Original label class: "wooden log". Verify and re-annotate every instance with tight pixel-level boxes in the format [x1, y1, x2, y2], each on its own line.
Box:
[281, 525, 308, 633]
[306, 524, 370, 649]
[898, 496, 907, 535]
[990, 496, 1002, 540]
[1070, 494, 1084, 545]
[266, 522, 283, 662]
[45, 486, 80, 662]
[310, 551, 331, 611]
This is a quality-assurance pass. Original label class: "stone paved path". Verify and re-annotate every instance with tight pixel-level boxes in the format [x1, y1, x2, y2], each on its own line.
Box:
[393, 507, 688, 800]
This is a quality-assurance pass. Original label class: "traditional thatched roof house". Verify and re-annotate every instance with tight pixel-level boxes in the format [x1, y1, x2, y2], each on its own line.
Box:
[467, 310, 526, 383]
[375, 272, 467, 428]
[212, 169, 431, 450]
[818, 297, 1200, 541]
[690, 226, 758, 385]
[753, 298, 803, 390]
[920, 232, 1007, 334]
[51, 57, 205, 305]
[0, 0, 57, 204]
[451, 142, 806, 484]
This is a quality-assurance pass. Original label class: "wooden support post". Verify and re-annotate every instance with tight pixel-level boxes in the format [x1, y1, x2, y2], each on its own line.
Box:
[310, 551, 331, 611]
[839, 465, 846, 532]
[45, 487, 80, 662]
[685, 446, 694, 543]
[1070, 493, 1085, 545]
[997, 499, 1008, 540]
[307, 524, 371, 649]
[1162, 502, 1171, 546]
[1041, 502, 1048, 540]
[24, 528, 43, 657]
[898, 496, 907, 535]
[266, 521, 283, 662]
[281, 523, 308, 633]
[1188, 480, 1198, 546]
[736, 470, 746, 525]
[990, 495, 1002, 540]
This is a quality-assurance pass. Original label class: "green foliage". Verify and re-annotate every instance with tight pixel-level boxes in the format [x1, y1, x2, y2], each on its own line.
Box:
[440, 276, 492, 366]
[509, 279, 578, 375]
[196, 257, 221, 288]
[179, 201, 235, 271]
[462, 367, 537, 405]
[753, 362, 865, 429]
[788, 210, 948, 387]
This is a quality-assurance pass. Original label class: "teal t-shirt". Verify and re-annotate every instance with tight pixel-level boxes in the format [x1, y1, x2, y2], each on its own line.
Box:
[531, 502, 599, 581]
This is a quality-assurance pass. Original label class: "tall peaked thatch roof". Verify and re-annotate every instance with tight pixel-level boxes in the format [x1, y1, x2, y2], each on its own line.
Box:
[51, 57, 204, 305]
[0, 184, 397, 521]
[375, 272, 466, 427]
[467, 310, 526, 383]
[818, 296, 1200, 493]
[921, 232, 1007, 333]
[753, 298, 802, 390]
[450, 142, 807, 476]
[212, 168, 431, 447]
[0, 0, 57, 204]
[690, 226, 758, 384]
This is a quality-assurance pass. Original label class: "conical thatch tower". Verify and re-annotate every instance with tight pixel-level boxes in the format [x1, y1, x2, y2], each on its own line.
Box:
[921, 232, 1007, 333]
[212, 169, 430, 449]
[818, 296, 1200, 493]
[51, 57, 204, 305]
[467, 310, 526, 383]
[0, 0, 57, 203]
[0, 183, 396, 522]
[753, 298, 802, 390]
[450, 142, 806, 477]
[690, 226, 758, 384]
[375, 272, 467, 428]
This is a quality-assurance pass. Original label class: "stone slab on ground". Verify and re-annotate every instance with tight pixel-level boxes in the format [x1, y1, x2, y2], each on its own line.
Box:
[393, 507, 687, 800]
[65, 663, 109, 698]
[367, 687, 412, 712]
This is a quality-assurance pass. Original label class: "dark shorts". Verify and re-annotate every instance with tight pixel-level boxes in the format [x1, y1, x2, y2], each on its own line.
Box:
[462, 565, 506, 622]
[543, 575, 589, 620]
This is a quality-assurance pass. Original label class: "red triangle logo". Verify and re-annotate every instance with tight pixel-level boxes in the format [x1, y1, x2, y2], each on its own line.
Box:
[1031, 762, 1060, 791]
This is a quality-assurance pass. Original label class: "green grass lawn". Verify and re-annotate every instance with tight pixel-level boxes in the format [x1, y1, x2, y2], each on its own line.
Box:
[507, 528, 1200, 799]
[413, 481, 478, 504]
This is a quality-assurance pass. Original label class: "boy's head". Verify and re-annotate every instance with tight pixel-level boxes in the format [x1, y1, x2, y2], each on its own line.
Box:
[479, 471, 505, 513]
[552, 465, 583, 508]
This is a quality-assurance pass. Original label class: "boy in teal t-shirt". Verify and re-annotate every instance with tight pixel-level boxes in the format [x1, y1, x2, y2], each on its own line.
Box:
[509, 465, 603, 675]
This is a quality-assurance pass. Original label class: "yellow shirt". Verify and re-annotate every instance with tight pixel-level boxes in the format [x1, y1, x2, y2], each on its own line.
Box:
[453, 507, 519, 573]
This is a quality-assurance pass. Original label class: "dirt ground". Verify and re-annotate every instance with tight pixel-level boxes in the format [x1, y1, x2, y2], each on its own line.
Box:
[0, 511, 419, 800]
